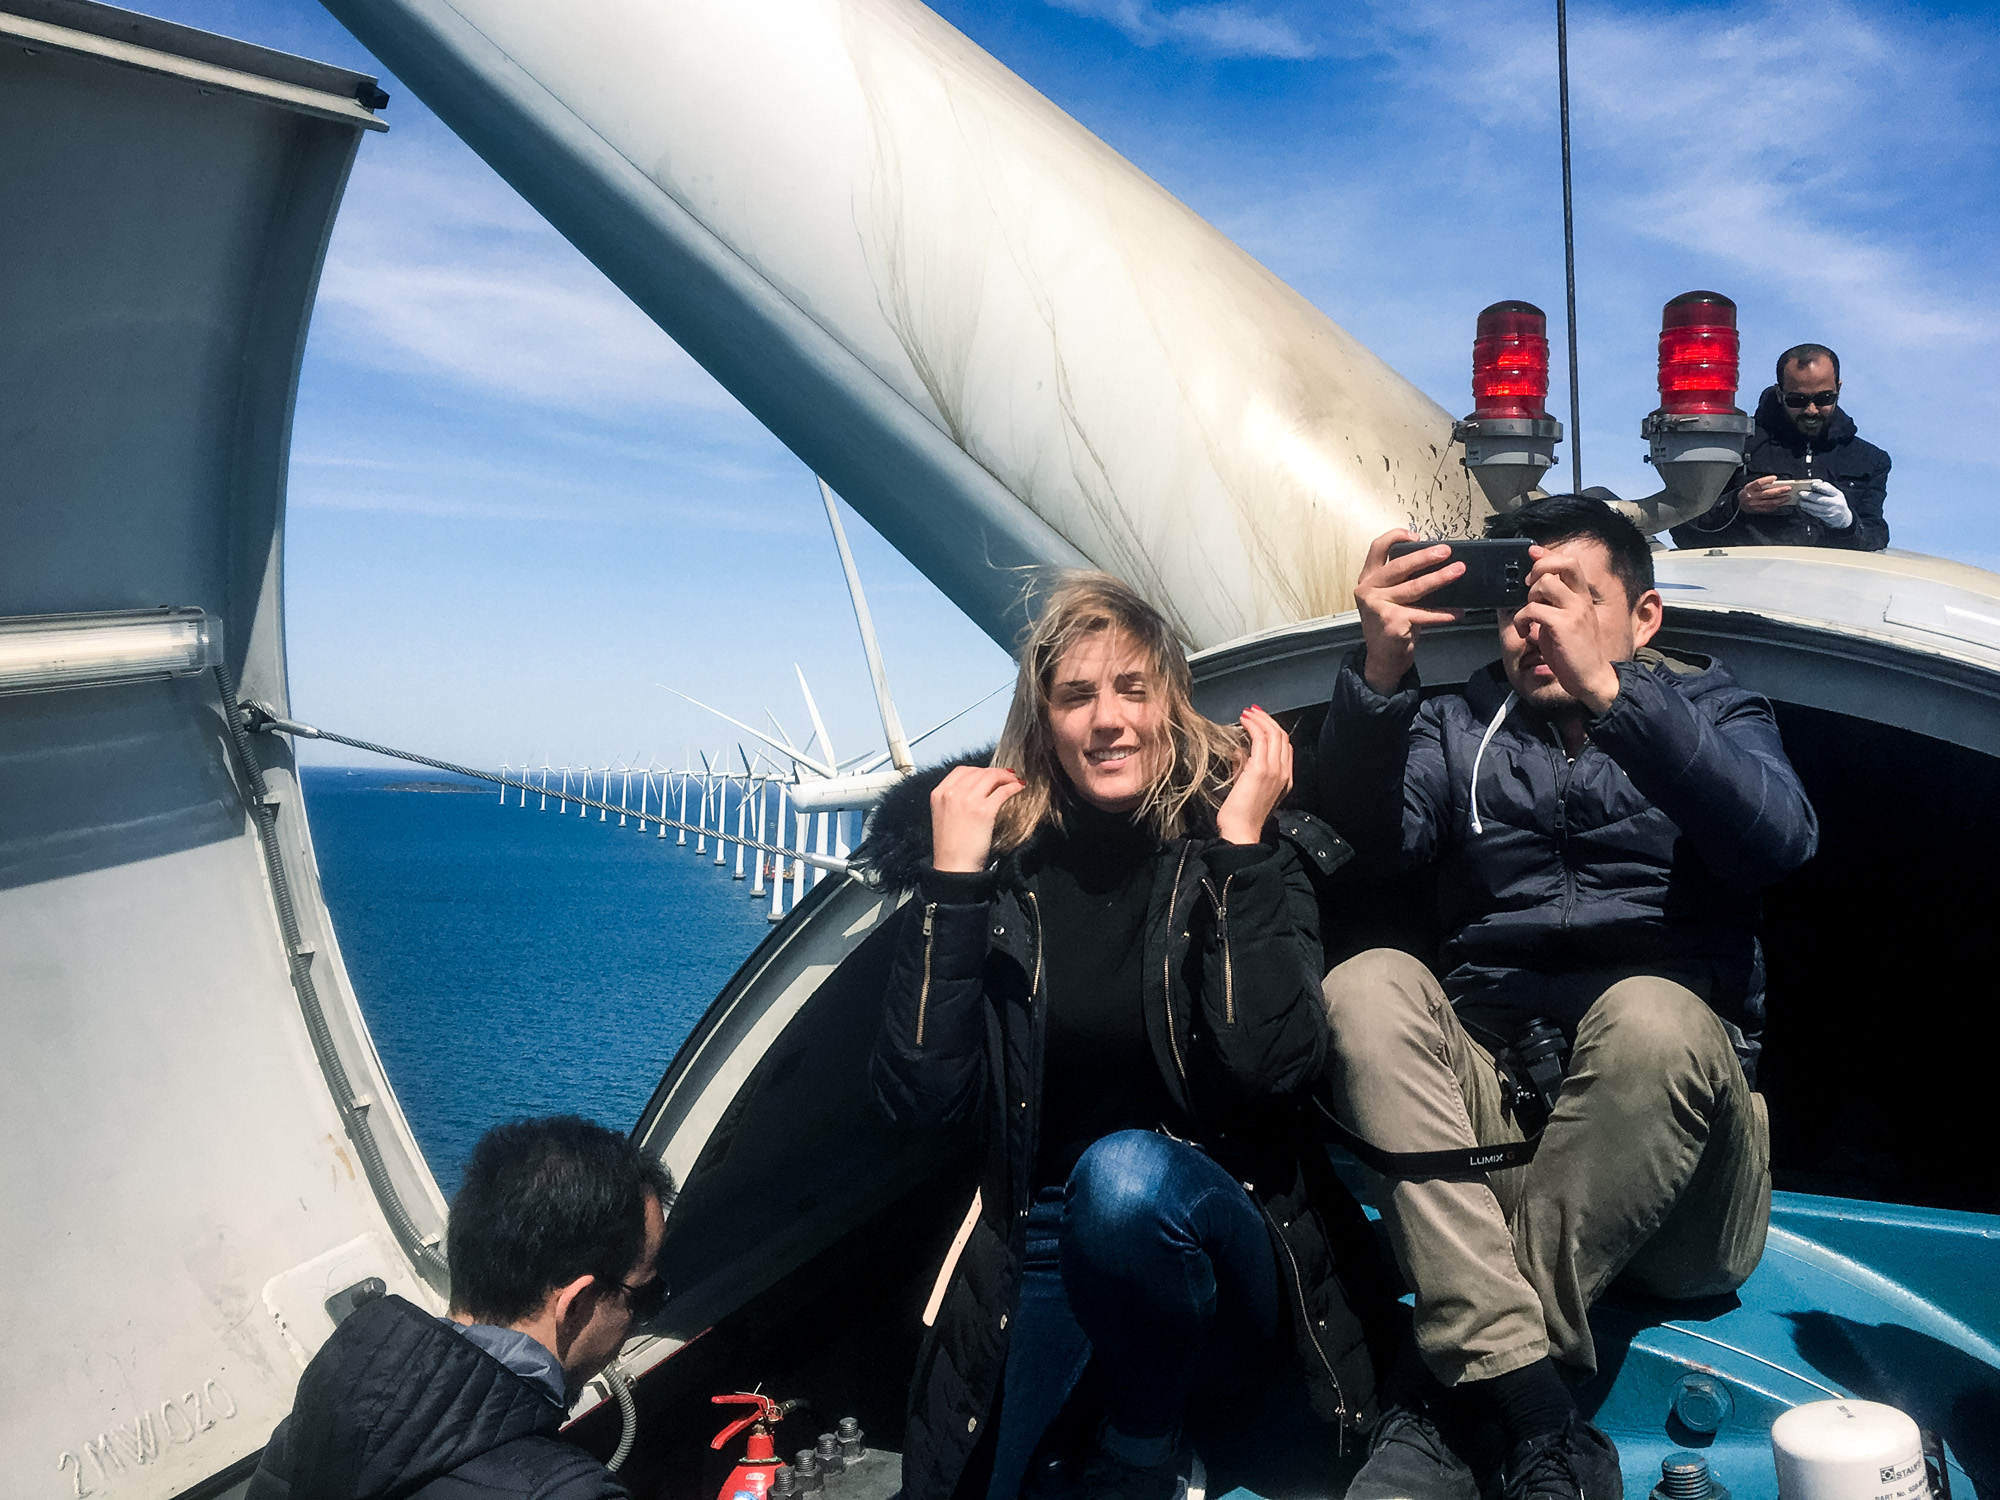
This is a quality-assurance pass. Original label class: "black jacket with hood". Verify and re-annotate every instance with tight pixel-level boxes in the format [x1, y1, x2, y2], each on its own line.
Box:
[859, 758, 1394, 1500]
[1669, 385, 1891, 552]
[1317, 648, 1817, 1071]
[246, 1295, 624, 1500]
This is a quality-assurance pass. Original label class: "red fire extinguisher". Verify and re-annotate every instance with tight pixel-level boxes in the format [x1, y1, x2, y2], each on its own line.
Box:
[711, 1392, 797, 1500]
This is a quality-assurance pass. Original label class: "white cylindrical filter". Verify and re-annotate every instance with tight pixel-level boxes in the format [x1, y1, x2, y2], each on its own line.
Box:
[1772, 1400, 1928, 1500]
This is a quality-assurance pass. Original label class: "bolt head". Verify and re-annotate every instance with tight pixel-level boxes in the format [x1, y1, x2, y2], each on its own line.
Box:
[1672, 1374, 1734, 1434]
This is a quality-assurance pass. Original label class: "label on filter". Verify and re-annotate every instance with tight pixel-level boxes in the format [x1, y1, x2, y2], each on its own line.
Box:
[1877, 1455, 1927, 1500]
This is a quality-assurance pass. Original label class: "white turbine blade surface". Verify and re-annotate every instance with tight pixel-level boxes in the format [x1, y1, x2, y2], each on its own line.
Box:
[316, 0, 1476, 649]
[662, 685, 834, 777]
[820, 477, 912, 772]
[795, 664, 836, 773]
[857, 682, 1012, 771]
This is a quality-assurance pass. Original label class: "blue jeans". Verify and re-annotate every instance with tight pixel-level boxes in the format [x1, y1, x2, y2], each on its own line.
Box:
[985, 1131, 1280, 1499]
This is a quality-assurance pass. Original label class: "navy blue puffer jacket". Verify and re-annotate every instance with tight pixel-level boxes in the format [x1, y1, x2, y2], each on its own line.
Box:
[247, 1296, 623, 1500]
[1669, 385, 1891, 552]
[1317, 647, 1817, 1069]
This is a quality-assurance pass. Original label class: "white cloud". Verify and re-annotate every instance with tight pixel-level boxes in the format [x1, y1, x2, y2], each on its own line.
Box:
[288, 445, 808, 532]
[313, 143, 749, 422]
[1047, 0, 1321, 59]
[1166, 0, 1998, 554]
[1371, 0, 1999, 356]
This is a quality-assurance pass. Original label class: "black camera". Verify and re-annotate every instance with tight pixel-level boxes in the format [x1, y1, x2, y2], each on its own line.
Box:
[1496, 1017, 1570, 1130]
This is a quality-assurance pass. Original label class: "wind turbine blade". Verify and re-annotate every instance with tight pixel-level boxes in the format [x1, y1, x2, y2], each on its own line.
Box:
[820, 477, 913, 773]
[661, 685, 835, 777]
[795, 664, 837, 773]
[855, 682, 1014, 771]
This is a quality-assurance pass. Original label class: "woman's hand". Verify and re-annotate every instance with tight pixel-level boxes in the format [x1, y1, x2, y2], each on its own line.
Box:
[1215, 706, 1292, 846]
[930, 765, 1025, 873]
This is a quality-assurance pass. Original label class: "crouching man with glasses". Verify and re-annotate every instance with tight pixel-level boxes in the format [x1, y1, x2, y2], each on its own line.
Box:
[249, 1116, 672, 1500]
[1670, 341, 1892, 552]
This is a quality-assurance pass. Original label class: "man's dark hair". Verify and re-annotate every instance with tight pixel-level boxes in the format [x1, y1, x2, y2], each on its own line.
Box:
[1484, 493, 1655, 608]
[447, 1115, 675, 1324]
[1776, 343, 1840, 384]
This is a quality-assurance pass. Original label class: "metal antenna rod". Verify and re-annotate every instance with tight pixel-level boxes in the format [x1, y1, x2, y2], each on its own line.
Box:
[1557, 0, 1581, 496]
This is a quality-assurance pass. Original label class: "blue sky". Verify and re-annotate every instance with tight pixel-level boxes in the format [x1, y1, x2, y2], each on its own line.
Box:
[140, 0, 2000, 770]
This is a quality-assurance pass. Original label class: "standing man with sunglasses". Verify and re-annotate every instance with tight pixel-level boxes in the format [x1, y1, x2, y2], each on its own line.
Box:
[1671, 343, 1891, 552]
[249, 1116, 672, 1499]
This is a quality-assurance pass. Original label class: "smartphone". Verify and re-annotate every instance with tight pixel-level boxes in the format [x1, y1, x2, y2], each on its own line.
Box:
[1385, 538, 1535, 610]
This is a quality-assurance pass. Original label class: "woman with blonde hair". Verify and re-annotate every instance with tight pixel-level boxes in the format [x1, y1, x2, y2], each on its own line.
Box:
[864, 573, 1385, 1500]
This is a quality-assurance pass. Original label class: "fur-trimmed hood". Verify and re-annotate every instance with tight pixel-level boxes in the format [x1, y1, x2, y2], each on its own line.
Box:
[850, 748, 1351, 893]
[850, 748, 995, 892]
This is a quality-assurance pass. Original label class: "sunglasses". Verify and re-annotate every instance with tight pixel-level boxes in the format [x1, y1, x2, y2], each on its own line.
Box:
[1782, 390, 1839, 410]
[610, 1274, 670, 1320]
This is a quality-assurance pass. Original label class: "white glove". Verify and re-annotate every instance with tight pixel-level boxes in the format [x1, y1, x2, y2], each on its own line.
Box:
[1798, 479, 1851, 530]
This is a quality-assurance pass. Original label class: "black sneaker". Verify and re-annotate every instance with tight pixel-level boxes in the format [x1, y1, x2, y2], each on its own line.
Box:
[1499, 1415, 1623, 1500]
[1346, 1403, 1482, 1500]
[1022, 1451, 1083, 1500]
[1077, 1439, 1204, 1500]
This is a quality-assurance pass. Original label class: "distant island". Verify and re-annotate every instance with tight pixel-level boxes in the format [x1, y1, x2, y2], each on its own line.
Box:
[383, 780, 492, 794]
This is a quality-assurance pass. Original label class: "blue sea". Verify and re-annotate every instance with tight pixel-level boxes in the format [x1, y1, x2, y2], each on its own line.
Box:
[303, 767, 780, 1195]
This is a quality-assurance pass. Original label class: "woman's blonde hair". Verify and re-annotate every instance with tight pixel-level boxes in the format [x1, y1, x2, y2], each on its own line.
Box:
[990, 571, 1243, 852]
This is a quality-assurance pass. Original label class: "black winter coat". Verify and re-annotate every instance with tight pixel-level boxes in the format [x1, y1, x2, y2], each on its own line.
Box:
[247, 1296, 625, 1500]
[1670, 385, 1891, 552]
[1317, 648, 1817, 1070]
[859, 764, 1391, 1500]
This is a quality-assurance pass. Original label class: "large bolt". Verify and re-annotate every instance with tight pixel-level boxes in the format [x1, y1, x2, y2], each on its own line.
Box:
[837, 1417, 866, 1461]
[815, 1433, 846, 1476]
[1659, 1452, 1713, 1500]
[793, 1451, 822, 1494]
[1672, 1374, 1735, 1435]
[772, 1467, 797, 1498]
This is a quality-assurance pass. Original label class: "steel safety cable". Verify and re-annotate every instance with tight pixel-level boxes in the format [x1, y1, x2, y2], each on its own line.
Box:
[242, 706, 853, 874]
[216, 669, 452, 1282]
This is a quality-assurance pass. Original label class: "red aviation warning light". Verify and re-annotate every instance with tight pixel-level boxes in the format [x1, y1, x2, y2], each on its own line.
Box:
[1456, 300, 1561, 511]
[1638, 289, 1755, 530]
[1656, 291, 1742, 415]
[1471, 301, 1552, 419]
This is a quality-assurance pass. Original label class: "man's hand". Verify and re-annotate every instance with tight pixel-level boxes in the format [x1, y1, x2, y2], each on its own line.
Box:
[930, 765, 1025, 873]
[1511, 547, 1623, 714]
[1216, 706, 1292, 846]
[1737, 475, 1795, 515]
[1797, 480, 1852, 529]
[1355, 529, 1463, 695]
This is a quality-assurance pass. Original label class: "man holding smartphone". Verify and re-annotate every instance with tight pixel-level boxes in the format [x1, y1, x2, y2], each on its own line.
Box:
[1310, 495, 1818, 1500]
[1669, 342, 1891, 551]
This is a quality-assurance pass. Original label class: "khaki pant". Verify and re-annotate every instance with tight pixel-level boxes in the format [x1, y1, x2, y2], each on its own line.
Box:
[1320, 949, 1770, 1384]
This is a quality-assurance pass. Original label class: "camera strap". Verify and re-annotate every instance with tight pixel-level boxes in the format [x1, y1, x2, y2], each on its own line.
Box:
[1309, 1096, 1541, 1179]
